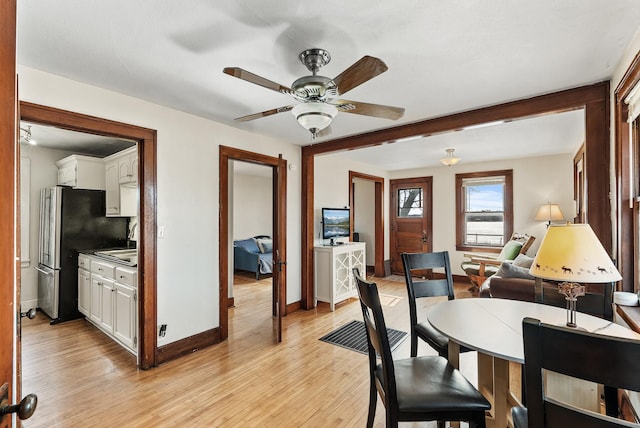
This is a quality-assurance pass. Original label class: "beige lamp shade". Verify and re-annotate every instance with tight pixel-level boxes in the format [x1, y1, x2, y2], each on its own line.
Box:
[529, 224, 621, 283]
[534, 203, 565, 223]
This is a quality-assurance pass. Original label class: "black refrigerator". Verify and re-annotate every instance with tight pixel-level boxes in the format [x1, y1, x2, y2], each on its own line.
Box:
[37, 186, 128, 324]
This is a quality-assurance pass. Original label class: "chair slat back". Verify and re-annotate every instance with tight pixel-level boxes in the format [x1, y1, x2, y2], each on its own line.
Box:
[402, 251, 455, 300]
[522, 317, 640, 427]
[353, 268, 398, 403]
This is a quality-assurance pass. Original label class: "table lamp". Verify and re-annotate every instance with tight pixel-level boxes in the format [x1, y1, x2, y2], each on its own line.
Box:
[534, 202, 565, 227]
[529, 224, 621, 327]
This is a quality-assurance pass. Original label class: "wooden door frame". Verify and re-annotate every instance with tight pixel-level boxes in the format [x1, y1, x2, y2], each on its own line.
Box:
[1, 1, 17, 424]
[19, 102, 158, 370]
[301, 82, 611, 309]
[218, 146, 287, 341]
[615, 50, 640, 293]
[349, 171, 384, 277]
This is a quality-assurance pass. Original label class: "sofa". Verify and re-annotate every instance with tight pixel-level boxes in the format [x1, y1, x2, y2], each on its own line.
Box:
[479, 255, 613, 321]
[233, 235, 273, 280]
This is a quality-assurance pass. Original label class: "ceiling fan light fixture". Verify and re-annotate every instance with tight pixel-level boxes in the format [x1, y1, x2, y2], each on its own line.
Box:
[292, 102, 337, 135]
[440, 148, 460, 166]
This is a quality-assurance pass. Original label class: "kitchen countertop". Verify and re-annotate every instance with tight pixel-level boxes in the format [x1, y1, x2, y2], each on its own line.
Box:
[81, 248, 138, 267]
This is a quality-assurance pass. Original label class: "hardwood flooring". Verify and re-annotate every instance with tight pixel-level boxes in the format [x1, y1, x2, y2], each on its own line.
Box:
[21, 274, 477, 427]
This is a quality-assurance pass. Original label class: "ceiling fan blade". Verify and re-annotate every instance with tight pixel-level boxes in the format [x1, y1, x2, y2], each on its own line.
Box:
[334, 100, 405, 120]
[331, 56, 388, 95]
[223, 67, 293, 95]
[234, 105, 294, 122]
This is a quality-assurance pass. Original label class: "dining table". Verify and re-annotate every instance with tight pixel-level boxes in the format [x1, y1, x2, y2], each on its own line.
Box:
[427, 298, 640, 428]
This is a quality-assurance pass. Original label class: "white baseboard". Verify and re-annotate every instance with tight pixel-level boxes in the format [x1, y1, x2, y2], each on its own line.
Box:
[20, 298, 38, 311]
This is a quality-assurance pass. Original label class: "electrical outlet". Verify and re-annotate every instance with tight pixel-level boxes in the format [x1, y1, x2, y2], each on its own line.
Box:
[158, 226, 165, 238]
[158, 324, 167, 339]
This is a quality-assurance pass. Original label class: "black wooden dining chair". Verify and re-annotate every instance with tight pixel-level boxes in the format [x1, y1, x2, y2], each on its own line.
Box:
[512, 317, 640, 428]
[401, 251, 472, 358]
[353, 268, 490, 428]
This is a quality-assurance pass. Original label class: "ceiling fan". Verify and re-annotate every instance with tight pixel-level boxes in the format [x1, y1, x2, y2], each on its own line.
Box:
[223, 48, 405, 138]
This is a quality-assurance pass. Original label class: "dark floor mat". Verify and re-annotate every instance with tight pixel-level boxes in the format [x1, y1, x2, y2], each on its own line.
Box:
[319, 320, 407, 355]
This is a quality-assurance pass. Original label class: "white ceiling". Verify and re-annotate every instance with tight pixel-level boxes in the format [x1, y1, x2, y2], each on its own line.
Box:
[16, 1, 640, 169]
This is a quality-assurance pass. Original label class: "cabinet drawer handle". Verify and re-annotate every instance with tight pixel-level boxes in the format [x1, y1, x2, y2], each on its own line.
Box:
[97, 282, 103, 286]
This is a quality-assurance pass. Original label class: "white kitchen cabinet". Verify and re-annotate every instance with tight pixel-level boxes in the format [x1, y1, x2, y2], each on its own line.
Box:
[56, 154, 106, 190]
[105, 160, 120, 216]
[104, 147, 137, 217]
[114, 282, 136, 349]
[81, 253, 138, 354]
[314, 242, 366, 311]
[78, 265, 91, 316]
[99, 277, 115, 332]
[118, 148, 138, 184]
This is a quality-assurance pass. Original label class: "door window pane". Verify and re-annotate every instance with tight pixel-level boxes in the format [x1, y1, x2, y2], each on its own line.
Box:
[397, 188, 423, 217]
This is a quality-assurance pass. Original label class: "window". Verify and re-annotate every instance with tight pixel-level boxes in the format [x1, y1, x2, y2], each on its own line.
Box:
[456, 170, 513, 252]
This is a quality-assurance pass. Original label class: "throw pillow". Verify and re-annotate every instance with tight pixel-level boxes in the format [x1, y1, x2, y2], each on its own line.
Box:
[495, 261, 535, 280]
[512, 254, 534, 268]
[497, 240, 523, 261]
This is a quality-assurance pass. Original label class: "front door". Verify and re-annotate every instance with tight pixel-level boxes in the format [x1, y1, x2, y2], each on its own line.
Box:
[389, 177, 433, 275]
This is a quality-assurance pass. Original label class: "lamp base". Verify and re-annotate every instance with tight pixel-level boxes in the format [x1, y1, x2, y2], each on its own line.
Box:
[558, 282, 586, 328]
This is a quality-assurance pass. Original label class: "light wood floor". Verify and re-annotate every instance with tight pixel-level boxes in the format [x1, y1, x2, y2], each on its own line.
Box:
[21, 273, 478, 427]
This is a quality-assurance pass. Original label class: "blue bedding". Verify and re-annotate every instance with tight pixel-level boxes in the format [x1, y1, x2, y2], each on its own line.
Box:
[233, 237, 273, 279]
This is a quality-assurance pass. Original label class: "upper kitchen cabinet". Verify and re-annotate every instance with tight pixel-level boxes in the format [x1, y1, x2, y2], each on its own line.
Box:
[118, 147, 138, 185]
[104, 147, 138, 217]
[56, 154, 106, 190]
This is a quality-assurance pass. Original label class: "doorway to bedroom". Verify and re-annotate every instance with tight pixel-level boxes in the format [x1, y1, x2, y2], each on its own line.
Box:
[219, 146, 287, 343]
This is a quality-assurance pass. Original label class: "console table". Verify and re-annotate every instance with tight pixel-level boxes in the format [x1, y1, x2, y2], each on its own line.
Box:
[314, 242, 366, 311]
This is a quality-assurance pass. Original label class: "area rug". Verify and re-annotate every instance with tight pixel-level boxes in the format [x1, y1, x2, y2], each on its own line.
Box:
[319, 320, 407, 355]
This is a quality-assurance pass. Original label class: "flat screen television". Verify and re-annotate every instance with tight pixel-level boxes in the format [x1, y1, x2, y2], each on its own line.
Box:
[322, 208, 350, 244]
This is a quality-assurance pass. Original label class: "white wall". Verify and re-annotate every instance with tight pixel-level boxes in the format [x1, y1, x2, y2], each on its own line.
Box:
[17, 65, 302, 346]
[20, 145, 74, 309]
[315, 151, 574, 277]
[353, 178, 376, 265]
[314, 154, 390, 249]
[232, 172, 273, 240]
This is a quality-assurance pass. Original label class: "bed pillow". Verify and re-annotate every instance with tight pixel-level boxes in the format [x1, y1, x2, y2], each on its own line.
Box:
[256, 238, 273, 253]
[235, 238, 260, 254]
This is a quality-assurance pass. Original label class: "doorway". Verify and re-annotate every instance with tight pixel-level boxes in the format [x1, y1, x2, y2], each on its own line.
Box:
[349, 171, 385, 277]
[19, 101, 158, 369]
[219, 146, 287, 342]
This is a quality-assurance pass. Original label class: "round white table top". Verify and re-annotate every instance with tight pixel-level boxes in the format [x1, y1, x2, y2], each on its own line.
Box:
[427, 298, 640, 364]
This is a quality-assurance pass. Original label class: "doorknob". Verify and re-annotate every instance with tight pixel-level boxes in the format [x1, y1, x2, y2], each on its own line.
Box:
[0, 383, 37, 420]
[21, 308, 36, 319]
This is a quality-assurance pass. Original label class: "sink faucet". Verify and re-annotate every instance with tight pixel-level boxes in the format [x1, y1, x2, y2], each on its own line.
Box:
[127, 222, 137, 248]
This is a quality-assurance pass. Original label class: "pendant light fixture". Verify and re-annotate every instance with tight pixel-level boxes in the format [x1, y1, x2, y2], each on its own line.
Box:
[439, 148, 460, 166]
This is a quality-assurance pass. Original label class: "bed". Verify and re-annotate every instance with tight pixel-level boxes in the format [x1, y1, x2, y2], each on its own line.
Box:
[233, 235, 273, 280]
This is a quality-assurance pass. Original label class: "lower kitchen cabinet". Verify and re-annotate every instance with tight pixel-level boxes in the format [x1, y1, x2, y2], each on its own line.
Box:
[79, 253, 137, 354]
[114, 281, 136, 350]
[78, 266, 91, 316]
